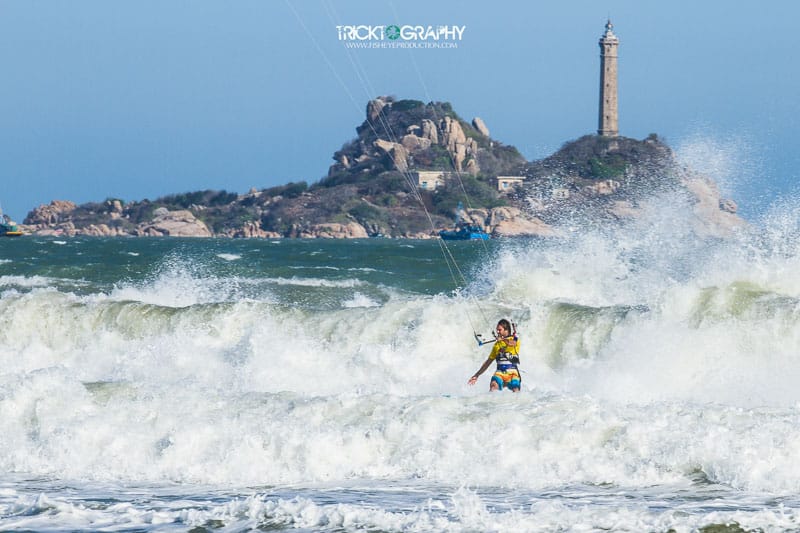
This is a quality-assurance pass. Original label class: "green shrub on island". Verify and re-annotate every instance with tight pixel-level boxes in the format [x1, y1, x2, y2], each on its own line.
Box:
[431, 176, 506, 218]
[157, 190, 238, 209]
[262, 181, 308, 198]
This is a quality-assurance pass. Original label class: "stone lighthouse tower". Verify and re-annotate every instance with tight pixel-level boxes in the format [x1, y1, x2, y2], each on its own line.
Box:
[598, 20, 619, 137]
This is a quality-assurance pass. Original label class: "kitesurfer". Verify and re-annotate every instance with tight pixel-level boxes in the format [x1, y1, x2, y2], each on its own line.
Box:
[467, 319, 521, 392]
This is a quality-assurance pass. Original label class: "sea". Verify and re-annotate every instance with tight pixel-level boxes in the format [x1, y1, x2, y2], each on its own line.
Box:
[3, 201, 800, 532]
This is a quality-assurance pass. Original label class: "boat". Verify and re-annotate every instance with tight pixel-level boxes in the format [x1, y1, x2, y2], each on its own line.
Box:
[1, 219, 22, 236]
[0, 207, 23, 237]
[439, 202, 490, 240]
[439, 222, 490, 240]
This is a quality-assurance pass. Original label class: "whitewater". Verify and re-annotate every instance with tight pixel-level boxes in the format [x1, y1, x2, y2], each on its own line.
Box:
[3, 195, 800, 531]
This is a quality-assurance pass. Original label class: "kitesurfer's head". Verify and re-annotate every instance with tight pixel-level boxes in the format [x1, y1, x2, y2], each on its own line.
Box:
[496, 319, 511, 337]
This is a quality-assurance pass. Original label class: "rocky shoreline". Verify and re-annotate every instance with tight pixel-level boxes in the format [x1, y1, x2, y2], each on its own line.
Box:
[21, 200, 567, 239]
[20, 177, 743, 239]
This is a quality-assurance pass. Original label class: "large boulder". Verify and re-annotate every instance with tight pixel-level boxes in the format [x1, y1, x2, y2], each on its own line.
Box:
[366, 97, 388, 123]
[488, 206, 559, 237]
[401, 134, 432, 151]
[223, 221, 273, 238]
[440, 116, 468, 171]
[82, 224, 129, 237]
[374, 139, 410, 171]
[135, 209, 212, 237]
[472, 117, 490, 137]
[24, 200, 77, 226]
[438, 116, 479, 173]
[421, 119, 439, 144]
[303, 222, 368, 239]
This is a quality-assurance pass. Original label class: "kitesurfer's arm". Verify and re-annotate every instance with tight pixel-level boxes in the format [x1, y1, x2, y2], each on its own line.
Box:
[468, 357, 493, 385]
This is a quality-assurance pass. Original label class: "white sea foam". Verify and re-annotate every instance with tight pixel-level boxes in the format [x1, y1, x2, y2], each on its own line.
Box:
[289, 265, 340, 271]
[3, 356, 800, 494]
[2, 486, 799, 532]
[342, 292, 380, 308]
[216, 253, 241, 261]
[264, 276, 364, 288]
[102, 257, 262, 306]
[0, 275, 56, 288]
[108, 272, 233, 307]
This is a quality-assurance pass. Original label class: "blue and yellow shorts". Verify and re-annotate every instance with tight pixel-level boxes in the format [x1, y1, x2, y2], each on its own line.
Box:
[491, 368, 520, 390]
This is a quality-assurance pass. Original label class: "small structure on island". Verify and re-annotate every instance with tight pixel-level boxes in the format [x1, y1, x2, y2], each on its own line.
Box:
[495, 176, 526, 193]
[416, 170, 449, 191]
[598, 20, 619, 137]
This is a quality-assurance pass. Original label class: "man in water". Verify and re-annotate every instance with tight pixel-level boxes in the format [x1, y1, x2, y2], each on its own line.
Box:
[467, 319, 521, 392]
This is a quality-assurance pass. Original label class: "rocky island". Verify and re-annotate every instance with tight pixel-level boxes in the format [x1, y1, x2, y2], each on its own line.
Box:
[21, 96, 742, 238]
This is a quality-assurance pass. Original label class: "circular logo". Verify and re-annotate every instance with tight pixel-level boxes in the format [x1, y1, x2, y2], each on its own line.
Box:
[386, 25, 401, 40]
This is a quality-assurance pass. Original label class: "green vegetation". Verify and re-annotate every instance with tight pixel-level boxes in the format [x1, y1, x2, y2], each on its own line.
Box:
[346, 201, 381, 221]
[122, 201, 157, 224]
[355, 172, 408, 196]
[391, 99, 425, 112]
[525, 134, 675, 199]
[538, 135, 669, 180]
[195, 205, 256, 234]
[477, 144, 525, 177]
[345, 200, 390, 231]
[157, 190, 238, 209]
[413, 145, 454, 170]
[436, 101, 457, 118]
[259, 211, 289, 235]
[462, 122, 491, 148]
[588, 155, 627, 179]
[379, 194, 398, 207]
[263, 181, 308, 198]
[431, 176, 506, 218]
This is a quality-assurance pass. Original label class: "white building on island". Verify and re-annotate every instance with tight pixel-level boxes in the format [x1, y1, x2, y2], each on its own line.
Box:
[496, 176, 526, 193]
[416, 171, 449, 190]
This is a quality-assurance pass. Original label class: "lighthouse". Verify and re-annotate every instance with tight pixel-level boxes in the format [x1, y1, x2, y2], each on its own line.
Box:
[598, 20, 619, 137]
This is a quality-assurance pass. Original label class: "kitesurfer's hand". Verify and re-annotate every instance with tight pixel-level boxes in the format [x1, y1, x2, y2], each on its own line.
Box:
[468, 375, 478, 385]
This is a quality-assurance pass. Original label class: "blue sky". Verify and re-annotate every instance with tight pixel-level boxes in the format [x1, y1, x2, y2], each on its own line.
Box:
[1, 0, 798, 221]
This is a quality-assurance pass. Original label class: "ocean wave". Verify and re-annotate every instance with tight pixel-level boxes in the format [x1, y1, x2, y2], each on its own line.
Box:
[0, 275, 55, 288]
[2, 484, 798, 532]
[264, 276, 365, 288]
[288, 265, 340, 270]
[4, 266, 800, 406]
[7, 196, 800, 498]
[342, 292, 381, 308]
